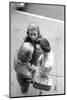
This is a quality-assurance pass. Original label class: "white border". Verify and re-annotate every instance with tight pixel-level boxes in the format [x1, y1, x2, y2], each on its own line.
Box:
[0, 0, 67, 100]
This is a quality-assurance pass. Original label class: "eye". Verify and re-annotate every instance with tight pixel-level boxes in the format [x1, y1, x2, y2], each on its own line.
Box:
[29, 33, 32, 36]
[33, 33, 36, 36]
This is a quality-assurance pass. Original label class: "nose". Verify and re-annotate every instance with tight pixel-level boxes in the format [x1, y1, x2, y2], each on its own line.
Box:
[32, 35, 35, 38]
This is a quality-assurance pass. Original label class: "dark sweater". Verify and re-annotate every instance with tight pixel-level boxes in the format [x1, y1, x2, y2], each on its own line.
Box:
[24, 35, 42, 65]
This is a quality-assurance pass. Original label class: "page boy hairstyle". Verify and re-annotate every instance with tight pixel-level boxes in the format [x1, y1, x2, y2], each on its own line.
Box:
[27, 22, 40, 37]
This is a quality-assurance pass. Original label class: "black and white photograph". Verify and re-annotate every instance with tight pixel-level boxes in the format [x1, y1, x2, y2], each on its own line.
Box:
[9, 2, 65, 98]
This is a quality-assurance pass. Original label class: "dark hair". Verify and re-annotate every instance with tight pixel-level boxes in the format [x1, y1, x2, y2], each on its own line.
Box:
[36, 38, 51, 53]
[27, 22, 41, 37]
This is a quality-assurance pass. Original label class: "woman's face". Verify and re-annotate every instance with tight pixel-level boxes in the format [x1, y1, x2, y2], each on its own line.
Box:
[29, 29, 38, 40]
[36, 44, 43, 54]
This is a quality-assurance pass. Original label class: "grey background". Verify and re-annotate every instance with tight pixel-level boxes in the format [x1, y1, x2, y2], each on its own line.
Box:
[10, 2, 65, 97]
[11, 2, 64, 21]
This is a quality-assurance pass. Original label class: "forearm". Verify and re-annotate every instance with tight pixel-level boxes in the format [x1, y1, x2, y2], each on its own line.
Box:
[44, 66, 52, 73]
[40, 66, 52, 78]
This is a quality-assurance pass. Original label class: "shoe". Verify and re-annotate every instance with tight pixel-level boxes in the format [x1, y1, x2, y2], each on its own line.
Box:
[21, 87, 28, 93]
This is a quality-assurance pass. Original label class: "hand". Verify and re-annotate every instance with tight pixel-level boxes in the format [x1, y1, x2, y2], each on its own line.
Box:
[31, 65, 37, 71]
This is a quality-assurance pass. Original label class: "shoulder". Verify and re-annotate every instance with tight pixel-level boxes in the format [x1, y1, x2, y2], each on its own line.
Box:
[24, 36, 31, 42]
[45, 50, 54, 68]
[48, 50, 54, 59]
[48, 50, 54, 64]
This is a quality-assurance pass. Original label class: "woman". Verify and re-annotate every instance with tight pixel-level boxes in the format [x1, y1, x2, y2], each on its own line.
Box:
[36, 38, 54, 78]
[24, 22, 42, 65]
[33, 38, 54, 91]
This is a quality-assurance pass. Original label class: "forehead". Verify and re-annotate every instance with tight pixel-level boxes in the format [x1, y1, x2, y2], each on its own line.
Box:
[29, 27, 37, 31]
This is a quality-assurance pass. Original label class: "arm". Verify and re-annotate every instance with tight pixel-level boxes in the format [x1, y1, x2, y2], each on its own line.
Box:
[38, 51, 54, 78]
[43, 50, 54, 74]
